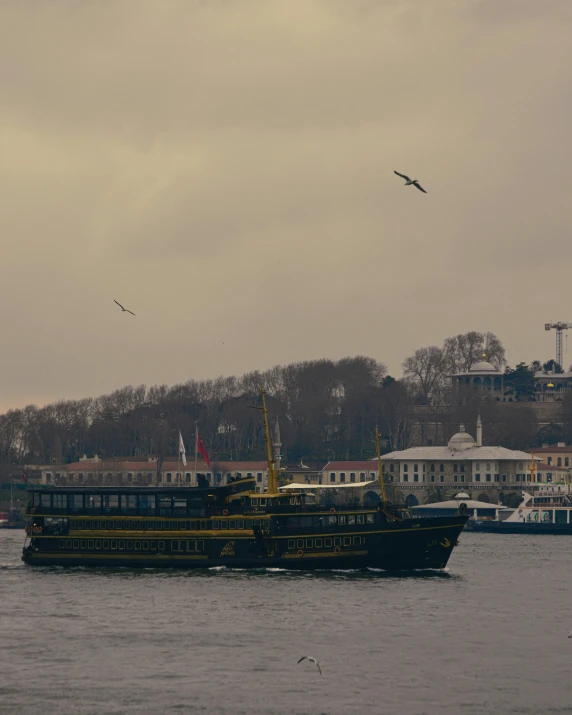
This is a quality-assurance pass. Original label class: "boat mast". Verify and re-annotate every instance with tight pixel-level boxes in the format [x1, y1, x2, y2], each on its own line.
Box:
[261, 386, 278, 495]
[375, 425, 387, 507]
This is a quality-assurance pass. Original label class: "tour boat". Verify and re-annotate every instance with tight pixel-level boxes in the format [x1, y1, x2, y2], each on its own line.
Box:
[469, 484, 572, 534]
[22, 389, 468, 570]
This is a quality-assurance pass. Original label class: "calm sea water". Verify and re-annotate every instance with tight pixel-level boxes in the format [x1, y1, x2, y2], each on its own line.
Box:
[1, 529, 572, 715]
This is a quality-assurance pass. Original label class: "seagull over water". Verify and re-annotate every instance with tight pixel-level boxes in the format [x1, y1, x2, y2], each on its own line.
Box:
[114, 300, 135, 316]
[297, 656, 322, 676]
[394, 170, 427, 194]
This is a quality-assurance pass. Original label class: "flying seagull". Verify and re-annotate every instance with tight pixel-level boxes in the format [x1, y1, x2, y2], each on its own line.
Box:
[568, 631, 572, 638]
[394, 170, 427, 194]
[297, 656, 322, 676]
[114, 300, 135, 316]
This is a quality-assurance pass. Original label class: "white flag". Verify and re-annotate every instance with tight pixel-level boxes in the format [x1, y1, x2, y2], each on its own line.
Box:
[179, 430, 187, 466]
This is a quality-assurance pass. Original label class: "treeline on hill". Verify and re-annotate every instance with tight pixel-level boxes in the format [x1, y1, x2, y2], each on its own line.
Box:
[1, 331, 572, 474]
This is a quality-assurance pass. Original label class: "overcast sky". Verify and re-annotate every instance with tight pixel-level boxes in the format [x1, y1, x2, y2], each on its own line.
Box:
[1, 0, 571, 411]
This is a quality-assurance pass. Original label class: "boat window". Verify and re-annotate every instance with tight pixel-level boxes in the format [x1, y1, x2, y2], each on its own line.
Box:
[32, 493, 41, 506]
[297, 539, 304, 548]
[103, 540, 110, 549]
[229, 520, 237, 529]
[353, 536, 361, 545]
[111, 540, 117, 550]
[315, 538, 323, 547]
[211, 520, 219, 530]
[339, 515, 346, 525]
[305, 539, 313, 548]
[172, 541, 179, 552]
[150, 541, 157, 550]
[259, 498, 267, 507]
[134, 541, 141, 551]
[41, 494, 52, 508]
[357, 515, 364, 524]
[58, 539, 65, 549]
[179, 541, 188, 552]
[126, 540, 133, 550]
[221, 521, 228, 529]
[334, 537, 341, 547]
[84, 520, 92, 530]
[170, 520, 178, 530]
[88, 540, 95, 549]
[73, 540, 79, 549]
[251, 498, 259, 506]
[80, 539, 86, 548]
[53, 495, 67, 509]
[103, 494, 119, 511]
[187, 541, 195, 552]
[366, 514, 374, 524]
[139, 495, 155, 513]
[143, 541, 149, 550]
[343, 537, 351, 546]
[197, 540, 204, 552]
[237, 520, 244, 529]
[288, 539, 295, 549]
[348, 515, 355, 525]
[329, 515, 337, 525]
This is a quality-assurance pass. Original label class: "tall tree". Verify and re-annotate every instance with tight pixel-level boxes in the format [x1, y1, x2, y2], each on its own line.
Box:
[402, 346, 445, 404]
[504, 363, 536, 402]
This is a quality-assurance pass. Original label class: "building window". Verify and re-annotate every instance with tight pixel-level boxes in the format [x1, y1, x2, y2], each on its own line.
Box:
[430, 463, 435, 472]
[439, 464, 444, 472]
[340, 472, 346, 483]
[257, 472, 263, 482]
[557, 457, 562, 467]
[453, 463, 458, 472]
[166, 473, 172, 483]
[502, 475, 506, 482]
[440, 475, 444, 482]
[431, 475, 435, 482]
[494, 475, 499, 482]
[460, 464, 465, 472]
[518, 462, 523, 470]
[390, 464, 394, 473]
[330, 473, 335, 483]
[403, 464, 408, 473]
[46, 473, 52, 483]
[547, 473, 553, 482]
[403, 474, 408, 482]
[414, 464, 418, 473]
[475, 474, 481, 482]
[413, 474, 418, 482]
[486, 474, 491, 482]
[486, 463, 491, 470]
[247, 472, 252, 478]
[360, 472, 366, 482]
[460, 475, 465, 482]
[454, 475, 458, 482]
[350, 472, 356, 483]
[566, 458, 570, 467]
[548, 457, 552, 465]
[186, 472, 191, 483]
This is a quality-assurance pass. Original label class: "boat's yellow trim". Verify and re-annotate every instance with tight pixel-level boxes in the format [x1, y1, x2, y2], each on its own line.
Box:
[27, 552, 209, 561]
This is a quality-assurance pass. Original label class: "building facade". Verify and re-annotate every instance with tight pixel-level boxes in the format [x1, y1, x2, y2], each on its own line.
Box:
[381, 420, 541, 506]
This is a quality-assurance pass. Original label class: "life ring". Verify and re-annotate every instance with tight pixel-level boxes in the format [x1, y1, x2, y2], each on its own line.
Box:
[297, 549, 304, 557]
[329, 508, 336, 515]
[334, 546, 340, 554]
[222, 509, 229, 516]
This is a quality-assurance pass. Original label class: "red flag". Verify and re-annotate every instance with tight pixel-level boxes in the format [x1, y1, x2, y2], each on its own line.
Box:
[21, 472, 27, 482]
[196, 427, 211, 468]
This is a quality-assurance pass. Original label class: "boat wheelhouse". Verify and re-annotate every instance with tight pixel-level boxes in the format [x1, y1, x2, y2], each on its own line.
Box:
[22, 389, 468, 570]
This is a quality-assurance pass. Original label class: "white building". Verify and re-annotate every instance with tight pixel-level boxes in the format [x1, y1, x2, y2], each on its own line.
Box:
[381, 418, 541, 490]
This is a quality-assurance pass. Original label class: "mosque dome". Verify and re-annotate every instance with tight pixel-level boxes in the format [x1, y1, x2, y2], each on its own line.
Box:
[469, 360, 497, 372]
[448, 424, 476, 450]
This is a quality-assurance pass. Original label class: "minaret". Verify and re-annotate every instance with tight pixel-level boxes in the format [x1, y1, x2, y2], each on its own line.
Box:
[272, 417, 282, 474]
[476, 414, 483, 447]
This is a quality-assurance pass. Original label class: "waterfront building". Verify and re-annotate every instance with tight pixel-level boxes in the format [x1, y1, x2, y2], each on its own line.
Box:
[381, 418, 540, 506]
[321, 461, 380, 485]
[39, 457, 270, 490]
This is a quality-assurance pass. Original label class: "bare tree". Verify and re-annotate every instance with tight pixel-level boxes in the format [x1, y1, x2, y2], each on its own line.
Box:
[402, 346, 445, 404]
[442, 331, 506, 373]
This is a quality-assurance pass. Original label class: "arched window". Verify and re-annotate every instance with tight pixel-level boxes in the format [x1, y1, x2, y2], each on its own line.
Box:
[439, 464, 444, 472]
[413, 464, 418, 472]
[566, 458, 569, 467]
[557, 457, 562, 466]
[403, 464, 408, 473]
[389, 464, 394, 473]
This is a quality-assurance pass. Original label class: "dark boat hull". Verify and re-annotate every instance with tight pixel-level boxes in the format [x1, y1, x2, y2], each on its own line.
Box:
[468, 520, 572, 535]
[22, 516, 467, 571]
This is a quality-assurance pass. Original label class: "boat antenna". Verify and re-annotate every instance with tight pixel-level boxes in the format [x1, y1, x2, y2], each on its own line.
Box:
[375, 425, 387, 508]
[250, 386, 278, 495]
